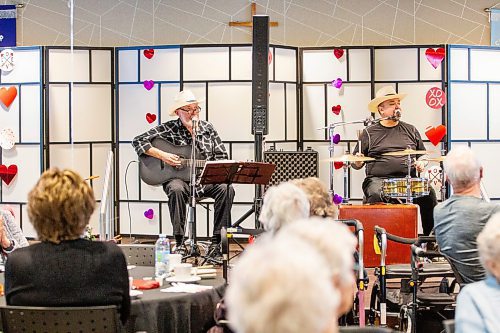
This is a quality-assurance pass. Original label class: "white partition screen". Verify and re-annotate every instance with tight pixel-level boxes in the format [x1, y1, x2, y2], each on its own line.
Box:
[46, 47, 114, 233]
[448, 45, 500, 200]
[0, 46, 43, 239]
[301, 45, 446, 202]
[116, 44, 298, 237]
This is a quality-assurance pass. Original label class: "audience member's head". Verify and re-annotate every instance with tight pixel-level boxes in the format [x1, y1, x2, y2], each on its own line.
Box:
[258, 182, 310, 233]
[28, 168, 95, 243]
[291, 177, 338, 218]
[226, 236, 339, 333]
[278, 217, 357, 315]
[443, 146, 482, 192]
[477, 213, 500, 280]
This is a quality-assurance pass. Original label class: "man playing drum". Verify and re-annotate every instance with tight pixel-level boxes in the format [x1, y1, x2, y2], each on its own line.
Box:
[352, 86, 437, 235]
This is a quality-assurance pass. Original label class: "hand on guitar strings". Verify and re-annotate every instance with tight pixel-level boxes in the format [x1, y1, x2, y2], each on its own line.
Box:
[162, 151, 182, 167]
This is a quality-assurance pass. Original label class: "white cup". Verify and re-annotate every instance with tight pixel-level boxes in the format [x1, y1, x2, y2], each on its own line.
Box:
[174, 263, 192, 278]
[155, 276, 164, 287]
[169, 253, 182, 271]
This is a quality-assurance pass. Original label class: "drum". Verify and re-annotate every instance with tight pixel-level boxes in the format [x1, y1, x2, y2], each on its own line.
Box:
[382, 177, 430, 198]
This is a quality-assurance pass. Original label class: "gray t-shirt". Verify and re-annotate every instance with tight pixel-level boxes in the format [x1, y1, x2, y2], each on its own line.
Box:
[434, 195, 500, 284]
[353, 121, 425, 178]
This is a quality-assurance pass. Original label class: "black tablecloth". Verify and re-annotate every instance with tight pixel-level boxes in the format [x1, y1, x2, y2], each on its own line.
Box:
[125, 266, 226, 333]
[0, 266, 226, 333]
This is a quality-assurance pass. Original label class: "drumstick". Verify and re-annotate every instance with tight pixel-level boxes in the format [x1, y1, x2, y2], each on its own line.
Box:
[85, 175, 100, 181]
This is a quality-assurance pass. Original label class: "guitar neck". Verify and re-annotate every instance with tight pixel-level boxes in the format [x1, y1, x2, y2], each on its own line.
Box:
[181, 159, 205, 168]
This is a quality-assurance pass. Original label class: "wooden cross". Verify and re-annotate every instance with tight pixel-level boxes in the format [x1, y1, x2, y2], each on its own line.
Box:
[229, 2, 279, 27]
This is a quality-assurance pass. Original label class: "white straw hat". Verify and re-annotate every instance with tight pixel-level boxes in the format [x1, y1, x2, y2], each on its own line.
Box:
[168, 90, 204, 116]
[368, 86, 407, 113]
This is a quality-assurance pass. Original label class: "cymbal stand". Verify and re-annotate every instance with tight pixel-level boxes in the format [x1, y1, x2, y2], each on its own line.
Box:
[439, 149, 446, 202]
[342, 161, 350, 203]
[404, 148, 413, 204]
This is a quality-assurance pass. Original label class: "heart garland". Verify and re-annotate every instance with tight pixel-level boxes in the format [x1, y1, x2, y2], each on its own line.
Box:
[0, 164, 18, 185]
[425, 125, 446, 146]
[425, 48, 445, 69]
[0, 86, 18, 108]
[331, 105, 341, 115]
[0, 128, 16, 149]
[143, 80, 154, 90]
[146, 113, 157, 124]
[144, 209, 154, 220]
[331, 133, 341, 144]
[333, 193, 343, 205]
[334, 161, 344, 169]
[333, 48, 344, 59]
[331, 78, 343, 89]
[143, 49, 155, 59]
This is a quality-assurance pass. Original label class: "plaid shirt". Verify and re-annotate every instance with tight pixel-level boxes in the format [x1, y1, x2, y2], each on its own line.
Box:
[132, 119, 228, 195]
[132, 118, 228, 159]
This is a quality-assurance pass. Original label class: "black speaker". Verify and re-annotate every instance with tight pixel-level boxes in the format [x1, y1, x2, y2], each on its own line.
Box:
[251, 15, 269, 135]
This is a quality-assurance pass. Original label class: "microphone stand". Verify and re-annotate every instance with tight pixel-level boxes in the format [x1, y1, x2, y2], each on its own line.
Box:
[183, 119, 201, 263]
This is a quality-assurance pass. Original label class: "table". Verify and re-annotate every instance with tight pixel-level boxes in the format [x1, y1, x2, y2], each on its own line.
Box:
[0, 266, 226, 333]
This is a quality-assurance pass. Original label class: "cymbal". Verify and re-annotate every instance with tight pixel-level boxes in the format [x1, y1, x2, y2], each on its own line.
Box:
[421, 156, 446, 162]
[382, 149, 433, 156]
[327, 154, 376, 162]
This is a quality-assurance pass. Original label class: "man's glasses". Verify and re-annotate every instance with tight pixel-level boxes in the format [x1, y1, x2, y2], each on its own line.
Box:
[178, 106, 201, 114]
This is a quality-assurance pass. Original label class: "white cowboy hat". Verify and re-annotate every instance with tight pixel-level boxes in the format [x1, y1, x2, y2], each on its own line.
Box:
[168, 90, 204, 116]
[367, 86, 407, 113]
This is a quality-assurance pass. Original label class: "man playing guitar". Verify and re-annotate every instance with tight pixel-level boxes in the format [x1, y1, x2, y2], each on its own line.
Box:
[132, 90, 234, 257]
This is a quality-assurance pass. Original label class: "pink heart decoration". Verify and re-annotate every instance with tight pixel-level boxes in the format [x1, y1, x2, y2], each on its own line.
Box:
[425, 48, 445, 69]
[331, 133, 341, 144]
[332, 78, 343, 89]
[268, 50, 273, 65]
[331, 105, 341, 115]
[333, 48, 344, 59]
[334, 161, 344, 170]
[425, 125, 446, 146]
[333, 194, 343, 205]
[143, 49, 154, 59]
[143, 80, 154, 90]
[146, 113, 156, 124]
[144, 209, 154, 220]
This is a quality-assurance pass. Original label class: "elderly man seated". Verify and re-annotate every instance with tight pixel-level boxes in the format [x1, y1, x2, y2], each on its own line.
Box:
[455, 213, 500, 333]
[225, 234, 340, 333]
[434, 146, 500, 284]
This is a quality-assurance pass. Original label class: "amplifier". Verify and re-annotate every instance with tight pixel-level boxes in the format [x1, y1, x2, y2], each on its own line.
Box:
[263, 148, 318, 188]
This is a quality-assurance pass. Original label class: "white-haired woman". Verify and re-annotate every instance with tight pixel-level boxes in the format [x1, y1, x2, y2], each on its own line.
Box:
[258, 182, 310, 234]
[455, 212, 500, 333]
[277, 218, 357, 316]
[226, 236, 339, 333]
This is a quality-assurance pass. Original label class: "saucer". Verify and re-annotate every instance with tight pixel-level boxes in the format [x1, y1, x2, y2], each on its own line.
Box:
[165, 275, 202, 283]
[130, 290, 143, 298]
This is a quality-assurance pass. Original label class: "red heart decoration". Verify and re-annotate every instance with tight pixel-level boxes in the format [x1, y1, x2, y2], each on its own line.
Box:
[425, 48, 445, 69]
[0, 86, 18, 108]
[0, 164, 17, 185]
[331, 105, 341, 115]
[425, 125, 446, 146]
[143, 49, 154, 59]
[333, 48, 344, 59]
[334, 161, 344, 169]
[268, 50, 273, 65]
[146, 113, 156, 124]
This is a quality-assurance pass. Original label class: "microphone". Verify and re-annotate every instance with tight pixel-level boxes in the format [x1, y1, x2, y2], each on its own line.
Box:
[191, 115, 199, 133]
[393, 109, 401, 120]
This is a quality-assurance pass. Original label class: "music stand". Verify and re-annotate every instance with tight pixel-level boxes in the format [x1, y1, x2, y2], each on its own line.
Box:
[198, 161, 275, 264]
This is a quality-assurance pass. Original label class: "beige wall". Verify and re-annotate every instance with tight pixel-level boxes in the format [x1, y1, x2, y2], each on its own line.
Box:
[11, 0, 494, 47]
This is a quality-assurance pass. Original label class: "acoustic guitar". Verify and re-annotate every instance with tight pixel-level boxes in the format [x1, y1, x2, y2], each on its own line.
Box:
[139, 138, 205, 186]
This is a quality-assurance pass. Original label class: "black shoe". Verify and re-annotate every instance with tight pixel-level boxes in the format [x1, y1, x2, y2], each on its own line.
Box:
[207, 242, 223, 264]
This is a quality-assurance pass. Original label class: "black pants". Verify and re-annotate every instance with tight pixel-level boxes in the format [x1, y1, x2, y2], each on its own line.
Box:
[163, 179, 235, 238]
[362, 177, 437, 236]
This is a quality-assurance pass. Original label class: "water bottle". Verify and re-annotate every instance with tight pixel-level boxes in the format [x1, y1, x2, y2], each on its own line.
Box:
[155, 234, 170, 278]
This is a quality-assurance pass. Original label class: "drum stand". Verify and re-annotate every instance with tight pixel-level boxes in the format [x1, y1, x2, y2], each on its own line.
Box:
[404, 152, 413, 204]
